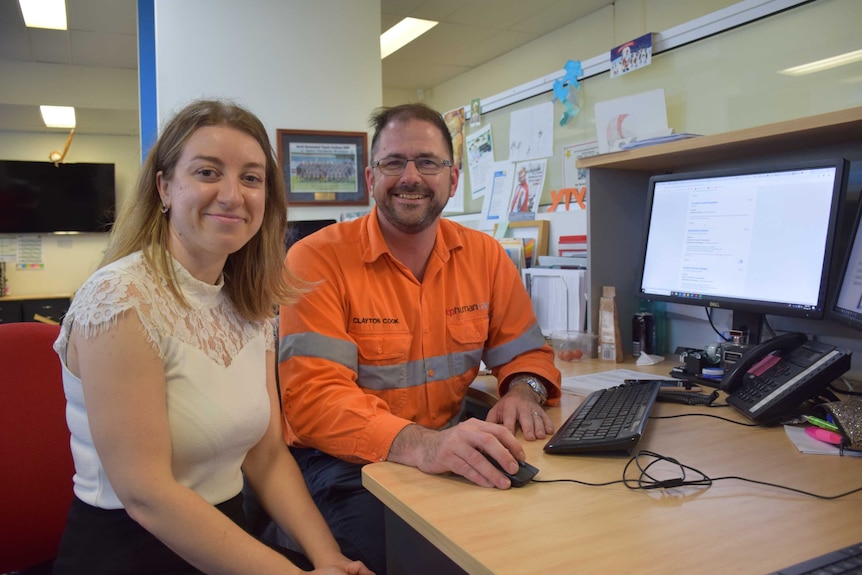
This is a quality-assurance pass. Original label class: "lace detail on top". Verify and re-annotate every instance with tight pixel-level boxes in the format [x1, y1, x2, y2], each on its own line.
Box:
[56, 252, 274, 367]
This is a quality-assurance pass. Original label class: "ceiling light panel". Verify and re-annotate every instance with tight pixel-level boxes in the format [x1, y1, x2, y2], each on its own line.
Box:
[381, 17, 438, 59]
[19, 0, 67, 30]
[40, 105, 76, 128]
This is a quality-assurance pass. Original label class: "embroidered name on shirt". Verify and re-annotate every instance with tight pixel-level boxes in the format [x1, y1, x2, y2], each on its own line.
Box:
[446, 302, 490, 316]
[353, 317, 400, 324]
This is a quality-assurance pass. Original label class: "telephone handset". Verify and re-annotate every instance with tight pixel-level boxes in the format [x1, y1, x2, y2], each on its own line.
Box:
[721, 332, 851, 423]
[720, 332, 807, 393]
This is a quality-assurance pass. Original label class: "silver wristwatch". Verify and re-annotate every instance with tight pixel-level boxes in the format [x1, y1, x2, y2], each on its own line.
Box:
[510, 375, 548, 405]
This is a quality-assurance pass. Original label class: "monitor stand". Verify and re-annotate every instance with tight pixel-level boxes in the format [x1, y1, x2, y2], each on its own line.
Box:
[730, 310, 763, 345]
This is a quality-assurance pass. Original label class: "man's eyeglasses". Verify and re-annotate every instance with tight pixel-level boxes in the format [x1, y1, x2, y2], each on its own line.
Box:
[371, 156, 453, 176]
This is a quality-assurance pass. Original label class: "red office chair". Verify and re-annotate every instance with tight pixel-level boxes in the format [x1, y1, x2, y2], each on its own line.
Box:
[0, 321, 74, 574]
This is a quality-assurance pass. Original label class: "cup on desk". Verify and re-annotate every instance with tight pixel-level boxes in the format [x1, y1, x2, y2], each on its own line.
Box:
[551, 330, 597, 362]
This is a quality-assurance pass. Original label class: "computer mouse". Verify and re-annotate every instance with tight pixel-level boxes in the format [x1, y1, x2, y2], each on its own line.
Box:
[483, 452, 539, 488]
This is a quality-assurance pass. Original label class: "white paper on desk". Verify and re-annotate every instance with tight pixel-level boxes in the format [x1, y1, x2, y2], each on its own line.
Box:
[562, 369, 677, 396]
[636, 353, 665, 365]
[783, 425, 862, 457]
[522, 268, 586, 336]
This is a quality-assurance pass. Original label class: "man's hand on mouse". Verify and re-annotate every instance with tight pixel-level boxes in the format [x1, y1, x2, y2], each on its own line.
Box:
[488, 383, 555, 441]
[388, 418, 525, 489]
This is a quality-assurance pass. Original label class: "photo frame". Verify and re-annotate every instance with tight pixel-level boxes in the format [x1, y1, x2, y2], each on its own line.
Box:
[277, 129, 368, 206]
[494, 220, 550, 267]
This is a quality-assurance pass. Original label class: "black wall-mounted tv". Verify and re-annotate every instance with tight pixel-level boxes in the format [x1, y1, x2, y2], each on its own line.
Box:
[0, 160, 116, 234]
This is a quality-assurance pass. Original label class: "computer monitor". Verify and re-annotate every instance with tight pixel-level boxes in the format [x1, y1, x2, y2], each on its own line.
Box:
[285, 219, 336, 249]
[829, 194, 862, 332]
[638, 158, 848, 344]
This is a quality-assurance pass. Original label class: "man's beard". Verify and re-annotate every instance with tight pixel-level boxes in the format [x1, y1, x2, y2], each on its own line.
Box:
[376, 183, 446, 235]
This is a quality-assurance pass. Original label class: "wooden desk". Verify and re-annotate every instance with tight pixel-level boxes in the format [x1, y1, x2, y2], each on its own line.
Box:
[362, 358, 862, 575]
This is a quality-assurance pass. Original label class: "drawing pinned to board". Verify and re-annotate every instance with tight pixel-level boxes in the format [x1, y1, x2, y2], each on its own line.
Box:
[466, 124, 494, 200]
[593, 89, 669, 153]
[610, 33, 654, 78]
[562, 140, 599, 188]
[552, 59, 583, 126]
[508, 101, 554, 162]
[469, 98, 482, 127]
[549, 140, 599, 212]
[442, 106, 466, 213]
[479, 161, 513, 231]
[509, 159, 547, 221]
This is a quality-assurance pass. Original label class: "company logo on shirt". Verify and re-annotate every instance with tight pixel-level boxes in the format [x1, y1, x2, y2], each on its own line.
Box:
[446, 302, 489, 317]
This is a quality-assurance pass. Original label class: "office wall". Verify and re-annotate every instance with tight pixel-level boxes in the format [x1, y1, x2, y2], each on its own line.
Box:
[0, 131, 140, 295]
[1, 0, 382, 298]
[417, 0, 738, 112]
[424, 0, 862, 216]
[412, 0, 862, 372]
[152, 0, 381, 227]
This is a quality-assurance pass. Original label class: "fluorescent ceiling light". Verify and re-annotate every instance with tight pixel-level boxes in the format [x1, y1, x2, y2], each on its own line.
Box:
[380, 17, 438, 59]
[19, 0, 67, 30]
[779, 49, 862, 76]
[40, 105, 76, 128]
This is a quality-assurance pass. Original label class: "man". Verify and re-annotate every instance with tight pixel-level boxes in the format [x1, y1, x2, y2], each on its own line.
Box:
[278, 103, 561, 574]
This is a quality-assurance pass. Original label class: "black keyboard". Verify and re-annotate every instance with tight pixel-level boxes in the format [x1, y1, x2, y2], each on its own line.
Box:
[768, 541, 862, 575]
[543, 381, 662, 454]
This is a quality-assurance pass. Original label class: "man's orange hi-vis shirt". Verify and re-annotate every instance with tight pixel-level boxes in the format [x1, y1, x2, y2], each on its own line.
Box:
[279, 208, 561, 463]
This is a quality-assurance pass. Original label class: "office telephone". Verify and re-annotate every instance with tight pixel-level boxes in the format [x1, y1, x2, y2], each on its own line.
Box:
[720, 332, 851, 423]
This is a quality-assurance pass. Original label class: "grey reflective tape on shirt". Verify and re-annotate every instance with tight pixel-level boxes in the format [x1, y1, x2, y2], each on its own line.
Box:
[279, 332, 358, 372]
[483, 322, 546, 369]
[358, 347, 485, 391]
[280, 331, 484, 391]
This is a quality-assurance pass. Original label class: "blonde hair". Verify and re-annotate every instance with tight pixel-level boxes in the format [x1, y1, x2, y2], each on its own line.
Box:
[101, 99, 302, 321]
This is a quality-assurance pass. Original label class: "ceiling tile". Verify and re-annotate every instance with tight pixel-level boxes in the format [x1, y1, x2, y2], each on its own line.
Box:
[453, 29, 539, 68]
[71, 30, 137, 69]
[29, 29, 71, 65]
[382, 59, 471, 91]
[385, 22, 498, 62]
[75, 106, 139, 135]
[512, 0, 612, 34]
[402, 0, 464, 22]
[445, 0, 559, 28]
[67, 0, 138, 35]
[1, 0, 617, 136]
[0, 103, 46, 133]
[0, 22, 32, 60]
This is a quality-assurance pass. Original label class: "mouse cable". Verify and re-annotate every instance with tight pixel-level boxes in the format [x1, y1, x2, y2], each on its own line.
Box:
[648, 411, 762, 427]
[531, 450, 710, 490]
[622, 450, 712, 490]
[830, 377, 862, 396]
[533, 450, 862, 499]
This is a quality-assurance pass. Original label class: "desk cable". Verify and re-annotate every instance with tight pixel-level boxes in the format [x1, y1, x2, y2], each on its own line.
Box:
[832, 377, 862, 397]
[532, 450, 862, 499]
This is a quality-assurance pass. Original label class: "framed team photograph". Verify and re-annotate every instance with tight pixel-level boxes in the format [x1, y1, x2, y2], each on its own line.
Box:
[277, 129, 368, 206]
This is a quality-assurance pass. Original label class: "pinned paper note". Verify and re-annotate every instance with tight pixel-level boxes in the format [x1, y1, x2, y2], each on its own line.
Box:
[594, 89, 668, 153]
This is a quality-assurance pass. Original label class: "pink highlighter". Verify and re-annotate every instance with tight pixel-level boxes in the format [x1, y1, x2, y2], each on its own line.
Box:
[805, 425, 844, 446]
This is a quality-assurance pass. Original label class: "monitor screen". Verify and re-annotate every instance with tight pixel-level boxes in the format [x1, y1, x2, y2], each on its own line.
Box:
[0, 160, 116, 234]
[830, 195, 862, 332]
[638, 158, 847, 340]
[285, 219, 336, 249]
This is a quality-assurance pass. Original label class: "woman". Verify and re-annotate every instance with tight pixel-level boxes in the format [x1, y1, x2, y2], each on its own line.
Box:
[52, 99, 373, 575]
